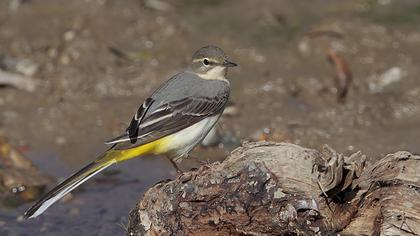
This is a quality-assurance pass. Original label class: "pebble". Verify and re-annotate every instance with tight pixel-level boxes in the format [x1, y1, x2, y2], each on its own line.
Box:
[15, 59, 39, 76]
[59, 55, 71, 65]
[298, 40, 311, 55]
[368, 67, 406, 93]
[64, 30, 76, 41]
[55, 136, 67, 145]
[143, 0, 172, 12]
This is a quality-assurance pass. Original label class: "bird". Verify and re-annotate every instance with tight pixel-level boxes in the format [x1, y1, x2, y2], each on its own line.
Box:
[24, 45, 237, 219]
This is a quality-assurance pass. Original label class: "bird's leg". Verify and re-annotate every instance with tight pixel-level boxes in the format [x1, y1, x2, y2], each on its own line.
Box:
[182, 154, 198, 171]
[185, 153, 198, 160]
[186, 153, 212, 169]
[198, 158, 211, 165]
[191, 154, 211, 165]
[166, 156, 182, 174]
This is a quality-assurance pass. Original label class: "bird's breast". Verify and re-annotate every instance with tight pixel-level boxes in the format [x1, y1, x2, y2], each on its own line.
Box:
[153, 115, 221, 157]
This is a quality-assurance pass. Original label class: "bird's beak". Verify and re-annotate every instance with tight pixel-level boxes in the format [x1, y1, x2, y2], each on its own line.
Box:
[223, 60, 238, 67]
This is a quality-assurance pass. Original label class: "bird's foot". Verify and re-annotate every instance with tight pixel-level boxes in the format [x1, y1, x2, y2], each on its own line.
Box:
[198, 159, 211, 165]
[186, 154, 212, 169]
[166, 157, 183, 175]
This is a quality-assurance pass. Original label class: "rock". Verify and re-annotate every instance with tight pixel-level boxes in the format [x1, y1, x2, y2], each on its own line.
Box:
[0, 52, 39, 77]
[0, 136, 52, 207]
[15, 59, 39, 77]
[143, 0, 172, 12]
[368, 67, 406, 93]
[63, 30, 76, 42]
[0, 69, 37, 92]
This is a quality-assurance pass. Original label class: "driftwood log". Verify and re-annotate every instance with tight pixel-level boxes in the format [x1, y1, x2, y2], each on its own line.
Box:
[126, 142, 420, 235]
[0, 69, 37, 92]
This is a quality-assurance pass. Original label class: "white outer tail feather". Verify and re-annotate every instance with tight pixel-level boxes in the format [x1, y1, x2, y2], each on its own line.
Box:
[27, 161, 115, 219]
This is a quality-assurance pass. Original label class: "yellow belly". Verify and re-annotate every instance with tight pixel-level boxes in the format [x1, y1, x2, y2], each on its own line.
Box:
[111, 136, 172, 163]
[111, 115, 220, 163]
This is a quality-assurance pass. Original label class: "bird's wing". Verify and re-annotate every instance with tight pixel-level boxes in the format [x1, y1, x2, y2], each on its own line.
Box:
[104, 92, 229, 150]
[125, 98, 154, 140]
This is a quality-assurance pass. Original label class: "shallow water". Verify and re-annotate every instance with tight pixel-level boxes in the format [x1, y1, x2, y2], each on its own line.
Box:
[2, 149, 173, 236]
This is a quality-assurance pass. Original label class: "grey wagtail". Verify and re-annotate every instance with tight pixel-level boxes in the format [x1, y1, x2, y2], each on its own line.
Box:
[24, 45, 237, 219]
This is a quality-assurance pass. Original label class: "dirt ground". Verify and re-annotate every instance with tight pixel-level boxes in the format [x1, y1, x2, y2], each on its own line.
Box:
[1, 0, 420, 235]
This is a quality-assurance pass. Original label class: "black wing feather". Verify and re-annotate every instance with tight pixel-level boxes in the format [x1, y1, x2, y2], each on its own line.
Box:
[126, 98, 154, 143]
[105, 98, 154, 145]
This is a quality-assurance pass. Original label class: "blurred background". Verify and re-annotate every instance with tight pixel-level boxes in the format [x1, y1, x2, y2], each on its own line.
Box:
[1, 0, 420, 235]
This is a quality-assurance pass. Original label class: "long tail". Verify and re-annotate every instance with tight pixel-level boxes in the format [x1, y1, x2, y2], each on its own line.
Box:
[24, 138, 162, 219]
[24, 151, 117, 219]
[24, 140, 158, 219]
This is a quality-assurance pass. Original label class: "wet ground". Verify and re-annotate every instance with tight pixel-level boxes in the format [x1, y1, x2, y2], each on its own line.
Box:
[1, 0, 420, 235]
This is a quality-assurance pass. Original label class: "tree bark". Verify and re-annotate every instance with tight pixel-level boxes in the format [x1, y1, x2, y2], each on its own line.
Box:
[126, 142, 420, 236]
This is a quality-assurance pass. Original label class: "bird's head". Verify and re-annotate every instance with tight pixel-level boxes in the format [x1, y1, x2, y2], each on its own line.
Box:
[189, 45, 237, 80]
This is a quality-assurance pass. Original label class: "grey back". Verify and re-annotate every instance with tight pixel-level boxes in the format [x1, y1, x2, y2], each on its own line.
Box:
[149, 71, 230, 111]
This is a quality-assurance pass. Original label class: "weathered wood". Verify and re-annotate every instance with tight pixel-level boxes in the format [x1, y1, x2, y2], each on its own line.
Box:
[126, 142, 420, 236]
[0, 69, 37, 92]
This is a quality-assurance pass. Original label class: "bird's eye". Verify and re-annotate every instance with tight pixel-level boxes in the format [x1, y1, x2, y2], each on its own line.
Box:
[203, 58, 209, 66]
